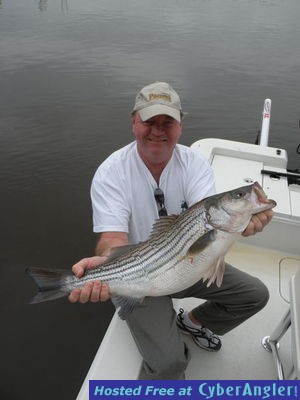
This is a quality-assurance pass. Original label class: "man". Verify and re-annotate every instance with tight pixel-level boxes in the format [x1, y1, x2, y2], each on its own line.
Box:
[69, 82, 272, 379]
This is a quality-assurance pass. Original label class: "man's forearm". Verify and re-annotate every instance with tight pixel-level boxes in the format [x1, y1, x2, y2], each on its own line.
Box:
[95, 232, 128, 257]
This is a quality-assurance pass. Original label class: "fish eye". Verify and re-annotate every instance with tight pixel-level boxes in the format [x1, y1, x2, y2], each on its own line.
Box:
[233, 191, 245, 199]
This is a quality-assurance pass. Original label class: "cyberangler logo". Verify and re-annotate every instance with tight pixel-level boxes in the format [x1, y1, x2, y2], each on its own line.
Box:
[198, 382, 298, 400]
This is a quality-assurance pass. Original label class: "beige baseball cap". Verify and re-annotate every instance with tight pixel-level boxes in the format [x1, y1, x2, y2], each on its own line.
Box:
[132, 82, 183, 122]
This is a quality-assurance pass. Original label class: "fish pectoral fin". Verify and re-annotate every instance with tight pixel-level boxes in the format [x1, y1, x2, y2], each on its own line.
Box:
[187, 230, 216, 256]
[111, 296, 144, 320]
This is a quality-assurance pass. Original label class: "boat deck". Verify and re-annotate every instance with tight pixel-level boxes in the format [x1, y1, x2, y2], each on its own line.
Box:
[182, 242, 300, 380]
[76, 241, 300, 398]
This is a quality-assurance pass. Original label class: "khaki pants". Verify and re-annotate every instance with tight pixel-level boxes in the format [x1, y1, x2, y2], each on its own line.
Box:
[125, 263, 269, 380]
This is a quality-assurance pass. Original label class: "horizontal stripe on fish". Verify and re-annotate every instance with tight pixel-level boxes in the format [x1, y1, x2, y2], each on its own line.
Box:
[82, 212, 208, 283]
[26, 183, 276, 319]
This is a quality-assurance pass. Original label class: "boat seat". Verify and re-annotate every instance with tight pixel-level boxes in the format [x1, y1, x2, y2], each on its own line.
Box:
[262, 267, 300, 379]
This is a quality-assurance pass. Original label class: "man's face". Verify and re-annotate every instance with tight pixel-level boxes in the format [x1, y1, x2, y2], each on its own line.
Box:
[132, 112, 183, 165]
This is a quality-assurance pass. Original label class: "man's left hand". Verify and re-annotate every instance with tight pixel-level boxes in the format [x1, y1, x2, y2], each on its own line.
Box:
[242, 209, 273, 237]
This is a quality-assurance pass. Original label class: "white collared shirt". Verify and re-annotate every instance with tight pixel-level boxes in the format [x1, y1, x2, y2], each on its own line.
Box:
[91, 142, 215, 244]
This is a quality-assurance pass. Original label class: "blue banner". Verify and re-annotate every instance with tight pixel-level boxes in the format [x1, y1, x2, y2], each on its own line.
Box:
[89, 380, 299, 400]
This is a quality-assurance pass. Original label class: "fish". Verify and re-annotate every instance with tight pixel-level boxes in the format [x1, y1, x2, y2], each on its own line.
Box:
[26, 182, 276, 319]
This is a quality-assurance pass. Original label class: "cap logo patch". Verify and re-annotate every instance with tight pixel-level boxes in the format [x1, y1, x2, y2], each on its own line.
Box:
[148, 93, 171, 102]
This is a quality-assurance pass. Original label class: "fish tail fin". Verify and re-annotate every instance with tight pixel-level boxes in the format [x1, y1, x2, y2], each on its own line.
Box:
[26, 267, 73, 304]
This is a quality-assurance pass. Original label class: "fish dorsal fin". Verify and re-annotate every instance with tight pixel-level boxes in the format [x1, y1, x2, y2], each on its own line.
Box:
[149, 215, 179, 239]
[106, 244, 142, 263]
[187, 229, 216, 256]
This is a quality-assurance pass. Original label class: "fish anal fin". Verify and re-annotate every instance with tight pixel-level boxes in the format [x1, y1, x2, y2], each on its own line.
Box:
[215, 256, 226, 287]
[203, 256, 226, 287]
[187, 230, 216, 256]
[111, 296, 144, 320]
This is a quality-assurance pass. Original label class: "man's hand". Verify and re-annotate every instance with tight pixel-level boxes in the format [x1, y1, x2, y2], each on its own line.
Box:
[68, 256, 111, 303]
[242, 209, 273, 237]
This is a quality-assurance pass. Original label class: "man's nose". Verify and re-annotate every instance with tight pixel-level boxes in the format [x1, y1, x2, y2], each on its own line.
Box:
[151, 123, 166, 133]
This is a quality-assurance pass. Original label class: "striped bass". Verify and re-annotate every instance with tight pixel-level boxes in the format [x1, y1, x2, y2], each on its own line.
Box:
[27, 182, 276, 319]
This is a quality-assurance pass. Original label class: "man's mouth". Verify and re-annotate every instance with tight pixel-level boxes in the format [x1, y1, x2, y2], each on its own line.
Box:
[147, 137, 167, 142]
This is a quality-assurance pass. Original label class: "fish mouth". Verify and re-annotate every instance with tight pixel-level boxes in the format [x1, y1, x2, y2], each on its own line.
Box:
[253, 182, 267, 200]
[209, 182, 276, 232]
[252, 181, 277, 210]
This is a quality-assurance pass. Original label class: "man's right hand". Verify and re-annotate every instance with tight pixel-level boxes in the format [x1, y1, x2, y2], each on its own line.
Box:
[68, 256, 111, 303]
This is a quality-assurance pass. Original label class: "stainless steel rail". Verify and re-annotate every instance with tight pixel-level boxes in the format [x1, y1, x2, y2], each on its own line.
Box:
[262, 268, 300, 380]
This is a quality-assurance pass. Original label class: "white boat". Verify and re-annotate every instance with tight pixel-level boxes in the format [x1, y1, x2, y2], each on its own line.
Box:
[77, 100, 300, 397]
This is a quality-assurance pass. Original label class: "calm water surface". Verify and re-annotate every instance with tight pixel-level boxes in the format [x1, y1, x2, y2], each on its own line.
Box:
[1, 0, 300, 398]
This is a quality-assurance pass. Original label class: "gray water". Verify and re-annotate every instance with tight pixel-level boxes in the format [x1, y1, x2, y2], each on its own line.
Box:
[1, 0, 300, 398]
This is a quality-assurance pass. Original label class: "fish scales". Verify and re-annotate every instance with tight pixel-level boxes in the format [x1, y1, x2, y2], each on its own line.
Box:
[47, 209, 206, 297]
[83, 208, 206, 283]
[26, 183, 276, 319]
[92, 208, 207, 282]
[75, 216, 208, 298]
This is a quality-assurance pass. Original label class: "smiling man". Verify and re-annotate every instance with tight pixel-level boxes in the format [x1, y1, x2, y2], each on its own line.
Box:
[69, 82, 272, 380]
[131, 104, 183, 182]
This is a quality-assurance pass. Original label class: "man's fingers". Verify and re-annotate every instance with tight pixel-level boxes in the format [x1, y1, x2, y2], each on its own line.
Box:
[251, 215, 264, 232]
[68, 281, 110, 303]
[68, 289, 81, 303]
[79, 282, 94, 303]
[71, 258, 90, 278]
[90, 281, 110, 302]
[264, 209, 274, 223]
[90, 281, 102, 302]
[69, 256, 111, 304]
[99, 283, 110, 301]
[242, 209, 273, 237]
[72, 256, 107, 278]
